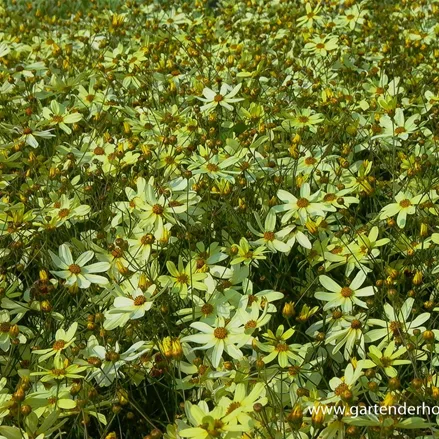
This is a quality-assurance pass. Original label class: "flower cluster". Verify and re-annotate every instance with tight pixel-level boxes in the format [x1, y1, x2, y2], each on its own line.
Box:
[1, 0, 439, 438]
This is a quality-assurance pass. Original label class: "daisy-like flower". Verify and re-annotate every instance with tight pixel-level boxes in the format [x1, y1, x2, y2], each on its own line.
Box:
[315, 271, 376, 313]
[303, 35, 339, 57]
[272, 183, 335, 225]
[326, 314, 368, 360]
[255, 325, 306, 368]
[103, 285, 159, 330]
[335, 5, 367, 30]
[134, 178, 186, 235]
[375, 108, 419, 142]
[197, 83, 243, 113]
[42, 100, 83, 135]
[323, 363, 363, 404]
[379, 191, 426, 228]
[236, 301, 272, 340]
[159, 257, 208, 299]
[49, 244, 110, 289]
[126, 227, 158, 264]
[365, 298, 430, 346]
[33, 322, 78, 363]
[181, 316, 249, 369]
[0, 310, 26, 352]
[283, 109, 324, 132]
[79, 336, 150, 387]
[247, 211, 292, 253]
[219, 382, 268, 427]
[11, 122, 55, 149]
[230, 237, 267, 266]
[180, 400, 246, 439]
[189, 154, 241, 183]
[362, 341, 411, 377]
[297, 3, 323, 28]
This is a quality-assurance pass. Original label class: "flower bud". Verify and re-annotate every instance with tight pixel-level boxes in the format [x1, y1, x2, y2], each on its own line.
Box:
[282, 302, 295, 318]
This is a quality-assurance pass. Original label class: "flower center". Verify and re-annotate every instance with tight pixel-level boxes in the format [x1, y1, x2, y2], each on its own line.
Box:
[324, 193, 337, 202]
[380, 356, 393, 367]
[68, 264, 81, 274]
[51, 368, 66, 376]
[0, 322, 11, 332]
[134, 295, 147, 306]
[207, 163, 219, 172]
[341, 287, 353, 297]
[201, 303, 214, 315]
[305, 157, 317, 165]
[245, 320, 257, 329]
[297, 198, 310, 208]
[351, 319, 362, 329]
[316, 43, 325, 49]
[226, 402, 241, 414]
[389, 321, 402, 335]
[298, 115, 310, 123]
[52, 115, 64, 123]
[177, 273, 189, 284]
[58, 208, 70, 218]
[275, 342, 289, 352]
[214, 327, 228, 339]
[53, 340, 66, 351]
[288, 365, 301, 376]
[141, 234, 155, 245]
[94, 146, 105, 155]
[399, 199, 411, 208]
[335, 383, 349, 395]
[263, 231, 275, 241]
[152, 204, 164, 215]
[111, 248, 124, 258]
[214, 94, 224, 102]
[395, 127, 407, 134]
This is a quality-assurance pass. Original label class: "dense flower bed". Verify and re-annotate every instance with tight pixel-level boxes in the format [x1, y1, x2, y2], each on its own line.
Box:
[1, 0, 439, 438]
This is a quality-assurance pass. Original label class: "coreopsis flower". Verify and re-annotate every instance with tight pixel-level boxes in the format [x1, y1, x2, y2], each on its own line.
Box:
[230, 237, 267, 266]
[297, 3, 323, 28]
[198, 83, 243, 113]
[181, 316, 249, 368]
[247, 211, 292, 253]
[315, 271, 376, 313]
[272, 183, 335, 225]
[303, 35, 339, 56]
[179, 400, 246, 438]
[32, 356, 87, 382]
[325, 314, 368, 360]
[33, 322, 78, 362]
[11, 123, 55, 148]
[103, 285, 159, 330]
[0, 310, 26, 351]
[133, 178, 187, 235]
[49, 244, 110, 288]
[42, 100, 83, 134]
[79, 336, 150, 387]
[283, 109, 324, 132]
[255, 325, 306, 368]
[362, 341, 411, 377]
[159, 257, 208, 299]
[323, 363, 363, 404]
[175, 290, 231, 325]
[219, 382, 268, 427]
[335, 5, 367, 30]
[379, 191, 426, 228]
[126, 227, 158, 264]
[189, 154, 241, 183]
[375, 108, 419, 141]
[365, 298, 430, 345]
